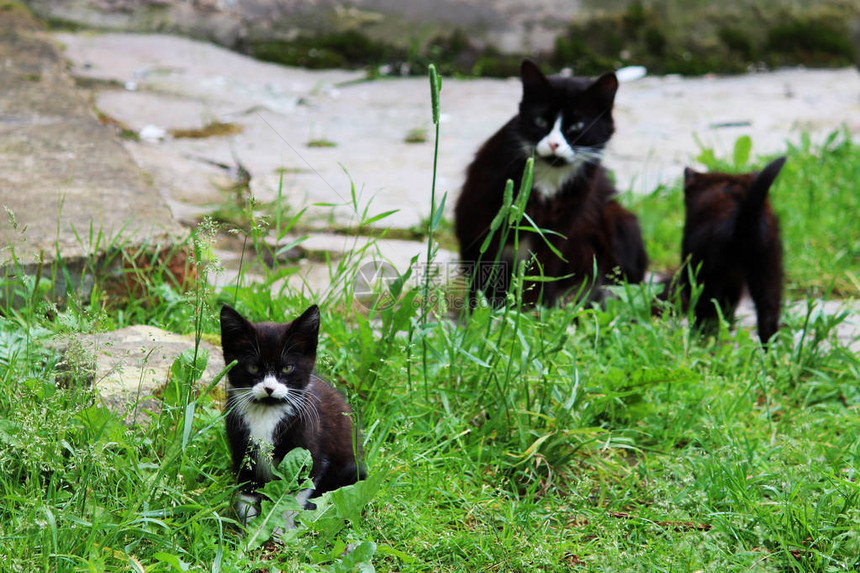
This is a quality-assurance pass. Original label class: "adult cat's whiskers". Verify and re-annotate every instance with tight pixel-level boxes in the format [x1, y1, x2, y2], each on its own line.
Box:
[571, 146, 604, 164]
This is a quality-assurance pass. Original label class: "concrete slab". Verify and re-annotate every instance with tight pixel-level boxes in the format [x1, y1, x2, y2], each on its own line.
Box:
[53, 32, 860, 239]
[735, 298, 860, 354]
[0, 12, 185, 299]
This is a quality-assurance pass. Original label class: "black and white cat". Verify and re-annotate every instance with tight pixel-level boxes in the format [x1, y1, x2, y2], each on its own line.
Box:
[455, 59, 647, 307]
[220, 304, 364, 523]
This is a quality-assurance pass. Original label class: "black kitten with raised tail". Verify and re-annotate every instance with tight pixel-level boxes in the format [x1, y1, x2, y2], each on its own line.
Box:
[220, 304, 364, 523]
[673, 156, 786, 344]
[455, 59, 647, 307]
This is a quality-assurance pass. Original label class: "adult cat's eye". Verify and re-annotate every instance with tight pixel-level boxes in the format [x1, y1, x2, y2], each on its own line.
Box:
[567, 121, 585, 134]
[246, 364, 260, 374]
[281, 364, 295, 374]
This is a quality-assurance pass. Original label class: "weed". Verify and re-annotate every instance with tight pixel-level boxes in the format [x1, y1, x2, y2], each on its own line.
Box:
[404, 127, 428, 144]
[307, 138, 337, 148]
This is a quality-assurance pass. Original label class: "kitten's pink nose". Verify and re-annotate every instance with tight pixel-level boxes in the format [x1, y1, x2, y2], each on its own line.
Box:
[548, 141, 559, 152]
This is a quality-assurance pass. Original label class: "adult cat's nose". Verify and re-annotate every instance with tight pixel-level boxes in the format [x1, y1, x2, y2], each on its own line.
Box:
[265, 387, 274, 395]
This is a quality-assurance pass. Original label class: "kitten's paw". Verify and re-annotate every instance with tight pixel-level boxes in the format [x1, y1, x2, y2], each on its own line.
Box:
[279, 511, 297, 532]
[278, 488, 316, 531]
[296, 487, 314, 510]
[236, 492, 261, 525]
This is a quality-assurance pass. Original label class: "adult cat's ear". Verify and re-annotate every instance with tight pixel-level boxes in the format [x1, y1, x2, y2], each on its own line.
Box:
[585, 72, 618, 109]
[520, 59, 549, 95]
[220, 304, 254, 339]
[286, 305, 320, 355]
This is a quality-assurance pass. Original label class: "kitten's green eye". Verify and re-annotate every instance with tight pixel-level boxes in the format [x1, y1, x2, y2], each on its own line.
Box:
[281, 364, 295, 375]
[534, 117, 549, 129]
[246, 364, 260, 374]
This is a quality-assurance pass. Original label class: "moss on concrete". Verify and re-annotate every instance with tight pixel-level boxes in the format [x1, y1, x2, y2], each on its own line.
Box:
[554, 0, 858, 76]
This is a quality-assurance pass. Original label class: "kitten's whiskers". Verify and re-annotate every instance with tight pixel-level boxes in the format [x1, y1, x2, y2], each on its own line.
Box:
[286, 386, 321, 431]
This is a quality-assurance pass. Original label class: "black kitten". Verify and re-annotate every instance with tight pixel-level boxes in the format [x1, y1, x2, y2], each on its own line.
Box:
[220, 304, 364, 522]
[455, 59, 647, 307]
[675, 156, 786, 344]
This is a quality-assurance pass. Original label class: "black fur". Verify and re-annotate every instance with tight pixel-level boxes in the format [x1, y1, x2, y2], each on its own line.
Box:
[673, 157, 786, 344]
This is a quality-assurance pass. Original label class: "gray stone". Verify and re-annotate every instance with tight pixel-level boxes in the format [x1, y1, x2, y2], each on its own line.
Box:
[65, 325, 226, 424]
[736, 298, 860, 354]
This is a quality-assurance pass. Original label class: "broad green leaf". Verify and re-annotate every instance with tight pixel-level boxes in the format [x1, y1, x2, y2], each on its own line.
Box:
[429, 191, 448, 231]
[518, 157, 534, 208]
[376, 544, 417, 564]
[328, 470, 384, 525]
[244, 448, 314, 550]
[360, 209, 400, 227]
[328, 540, 377, 573]
[165, 347, 210, 405]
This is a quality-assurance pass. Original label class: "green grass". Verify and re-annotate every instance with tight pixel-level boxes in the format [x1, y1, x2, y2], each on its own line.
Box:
[1, 75, 859, 571]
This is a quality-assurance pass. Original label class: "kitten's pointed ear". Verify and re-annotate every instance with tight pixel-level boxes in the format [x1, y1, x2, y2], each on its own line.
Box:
[586, 72, 619, 108]
[520, 59, 548, 95]
[683, 167, 697, 183]
[220, 305, 252, 337]
[683, 167, 701, 192]
[286, 305, 320, 355]
[220, 304, 255, 353]
[753, 156, 787, 192]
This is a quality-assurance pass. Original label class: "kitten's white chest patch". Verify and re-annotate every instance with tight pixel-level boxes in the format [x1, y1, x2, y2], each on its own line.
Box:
[242, 397, 293, 482]
[244, 401, 291, 445]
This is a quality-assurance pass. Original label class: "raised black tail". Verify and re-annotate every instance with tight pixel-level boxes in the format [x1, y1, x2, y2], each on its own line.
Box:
[736, 156, 786, 231]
